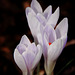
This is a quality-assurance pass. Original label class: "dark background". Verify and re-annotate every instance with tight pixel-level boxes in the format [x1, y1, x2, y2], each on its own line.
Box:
[0, 0, 75, 75]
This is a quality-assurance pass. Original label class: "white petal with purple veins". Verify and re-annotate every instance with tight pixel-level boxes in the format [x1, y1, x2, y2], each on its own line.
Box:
[22, 50, 35, 71]
[14, 49, 27, 72]
[17, 44, 26, 54]
[36, 13, 47, 26]
[32, 45, 42, 69]
[20, 35, 31, 47]
[28, 43, 38, 55]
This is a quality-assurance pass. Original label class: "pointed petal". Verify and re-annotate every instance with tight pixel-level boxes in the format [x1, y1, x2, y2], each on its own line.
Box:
[31, 45, 42, 69]
[48, 39, 62, 61]
[36, 13, 47, 26]
[22, 50, 35, 71]
[20, 35, 31, 47]
[47, 7, 59, 28]
[43, 5, 52, 19]
[27, 13, 41, 43]
[28, 43, 38, 55]
[16, 44, 26, 54]
[14, 49, 27, 72]
[25, 7, 36, 17]
[55, 18, 68, 39]
[31, 0, 43, 13]
[61, 33, 67, 48]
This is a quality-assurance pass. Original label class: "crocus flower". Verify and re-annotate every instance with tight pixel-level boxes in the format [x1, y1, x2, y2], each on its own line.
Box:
[25, 0, 59, 44]
[14, 35, 42, 75]
[37, 18, 68, 75]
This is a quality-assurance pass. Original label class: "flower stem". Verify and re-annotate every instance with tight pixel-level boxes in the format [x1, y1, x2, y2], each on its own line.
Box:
[23, 71, 33, 75]
[37, 62, 40, 75]
[56, 59, 74, 75]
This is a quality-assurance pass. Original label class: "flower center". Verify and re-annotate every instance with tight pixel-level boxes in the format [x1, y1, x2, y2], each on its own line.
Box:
[49, 42, 51, 45]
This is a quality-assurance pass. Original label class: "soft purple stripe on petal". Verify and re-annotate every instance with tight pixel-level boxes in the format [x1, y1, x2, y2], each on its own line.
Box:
[28, 43, 38, 55]
[17, 44, 26, 54]
[43, 5, 52, 19]
[22, 50, 35, 71]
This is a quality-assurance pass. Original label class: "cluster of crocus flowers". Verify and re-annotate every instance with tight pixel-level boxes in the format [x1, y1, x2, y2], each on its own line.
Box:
[14, 0, 68, 75]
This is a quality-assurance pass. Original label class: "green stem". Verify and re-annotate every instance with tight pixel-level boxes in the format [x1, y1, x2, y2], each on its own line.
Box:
[56, 59, 74, 75]
[37, 62, 40, 75]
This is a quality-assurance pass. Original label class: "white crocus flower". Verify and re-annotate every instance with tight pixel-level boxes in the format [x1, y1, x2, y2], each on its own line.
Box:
[14, 35, 42, 75]
[25, 0, 59, 44]
[37, 18, 68, 75]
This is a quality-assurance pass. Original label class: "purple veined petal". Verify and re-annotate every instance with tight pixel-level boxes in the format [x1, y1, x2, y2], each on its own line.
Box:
[22, 50, 35, 71]
[25, 7, 36, 17]
[47, 7, 59, 28]
[36, 13, 47, 26]
[48, 39, 62, 62]
[43, 32, 49, 60]
[39, 25, 48, 60]
[44, 25, 57, 43]
[31, 0, 43, 14]
[28, 42, 38, 55]
[43, 5, 52, 20]
[31, 44, 42, 69]
[14, 49, 27, 72]
[16, 44, 27, 54]
[27, 12, 41, 44]
[20, 35, 31, 47]
[55, 18, 68, 39]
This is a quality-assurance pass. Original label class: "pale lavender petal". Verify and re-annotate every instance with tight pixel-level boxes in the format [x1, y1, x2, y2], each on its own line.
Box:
[37, 33, 43, 46]
[39, 25, 49, 60]
[28, 43, 38, 55]
[55, 18, 68, 39]
[31, 0, 42, 13]
[20, 35, 31, 47]
[36, 13, 47, 26]
[16, 44, 26, 54]
[22, 50, 35, 71]
[25, 7, 36, 17]
[47, 7, 59, 28]
[43, 5, 52, 19]
[27, 13, 40, 43]
[39, 25, 48, 60]
[43, 33, 49, 60]
[61, 33, 67, 48]
[14, 49, 27, 72]
[44, 25, 57, 43]
[31, 45, 42, 69]
[48, 39, 62, 61]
